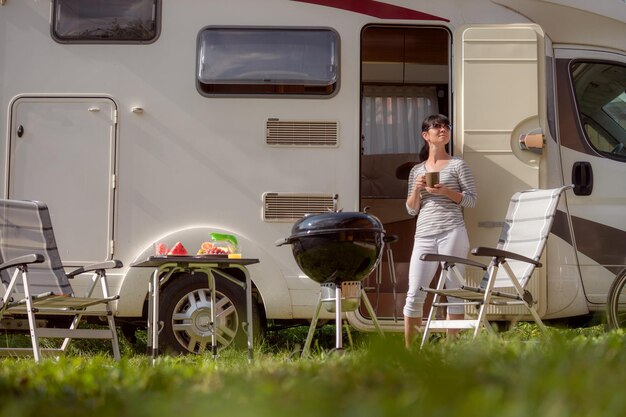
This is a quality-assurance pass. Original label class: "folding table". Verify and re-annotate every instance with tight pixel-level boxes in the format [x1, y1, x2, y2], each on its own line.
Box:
[130, 256, 259, 363]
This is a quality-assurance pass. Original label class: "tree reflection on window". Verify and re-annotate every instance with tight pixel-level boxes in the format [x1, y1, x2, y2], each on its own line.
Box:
[52, 0, 159, 43]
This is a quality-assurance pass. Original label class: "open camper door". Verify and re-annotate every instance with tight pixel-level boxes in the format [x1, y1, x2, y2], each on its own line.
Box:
[454, 24, 548, 317]
[6, 96, 117, 265]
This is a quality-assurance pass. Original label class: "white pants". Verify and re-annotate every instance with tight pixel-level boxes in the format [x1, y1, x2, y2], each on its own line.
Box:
[403, 226, 470, 317]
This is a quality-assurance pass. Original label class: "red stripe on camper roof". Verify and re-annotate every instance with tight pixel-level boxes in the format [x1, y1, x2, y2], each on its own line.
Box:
[292, 0, 448, 21]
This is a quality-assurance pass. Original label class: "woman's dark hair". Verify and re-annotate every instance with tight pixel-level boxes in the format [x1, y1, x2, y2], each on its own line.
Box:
[421, 114, 450, 132]
[419, 114, 450, 161]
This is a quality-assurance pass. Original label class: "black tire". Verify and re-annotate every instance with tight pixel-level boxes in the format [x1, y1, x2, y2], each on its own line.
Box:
[159, 272, 261, 354]
[607, 268, 626, 330]
[490, 321, 515, 333]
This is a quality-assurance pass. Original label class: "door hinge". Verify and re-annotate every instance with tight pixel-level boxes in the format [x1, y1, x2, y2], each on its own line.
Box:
[111, 174, 117, 189]
[113, 110, 119, 125]
[110, 240, 115, 254]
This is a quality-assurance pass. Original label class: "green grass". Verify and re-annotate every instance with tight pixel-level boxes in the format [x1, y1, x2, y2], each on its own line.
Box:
[1, 324, 626, 417]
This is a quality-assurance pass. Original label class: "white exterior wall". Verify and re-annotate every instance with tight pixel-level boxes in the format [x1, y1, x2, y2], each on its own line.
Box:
[1, 0, 624, 325]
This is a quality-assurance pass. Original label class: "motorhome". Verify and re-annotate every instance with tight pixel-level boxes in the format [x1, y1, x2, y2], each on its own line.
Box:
[1, 0, 625, 353]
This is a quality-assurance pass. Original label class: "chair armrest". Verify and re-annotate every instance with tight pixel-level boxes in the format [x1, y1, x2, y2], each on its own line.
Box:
[471, 247, 542, 267]
[420, 253, 487, 270]
[0, 254, 44, 271]
[66, 260, 124, 278]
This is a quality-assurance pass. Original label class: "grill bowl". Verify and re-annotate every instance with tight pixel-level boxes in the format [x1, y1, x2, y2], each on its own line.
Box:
[278, 211, 385, 284]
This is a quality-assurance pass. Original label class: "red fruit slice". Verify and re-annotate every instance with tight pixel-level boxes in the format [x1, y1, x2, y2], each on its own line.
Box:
[155, 243, 168, 255]
[168, 242, 188, 256]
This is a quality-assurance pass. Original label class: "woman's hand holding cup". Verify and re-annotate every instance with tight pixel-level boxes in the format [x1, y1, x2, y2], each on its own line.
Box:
[425, 171, 439, 187]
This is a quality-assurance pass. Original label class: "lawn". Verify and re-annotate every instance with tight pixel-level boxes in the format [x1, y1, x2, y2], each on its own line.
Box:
[1, 324, 626, 417]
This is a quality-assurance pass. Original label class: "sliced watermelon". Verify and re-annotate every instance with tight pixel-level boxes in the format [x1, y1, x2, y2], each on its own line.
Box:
[168, 241, 188, 256]
[155, 243, 168, 255]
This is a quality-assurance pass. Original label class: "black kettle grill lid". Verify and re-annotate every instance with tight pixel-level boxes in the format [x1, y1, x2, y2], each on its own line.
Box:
[290, 211, 384, 237]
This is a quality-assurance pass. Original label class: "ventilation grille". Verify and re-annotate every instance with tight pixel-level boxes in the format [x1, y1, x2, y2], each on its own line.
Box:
[263, 193, 337, 222]
[266, 119, 338, 146]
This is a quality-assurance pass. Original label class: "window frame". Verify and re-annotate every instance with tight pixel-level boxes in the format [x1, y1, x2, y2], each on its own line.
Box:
[51, 0, 161, 44]
[570, 59, 626, 162]
[195, 26, 341, 98]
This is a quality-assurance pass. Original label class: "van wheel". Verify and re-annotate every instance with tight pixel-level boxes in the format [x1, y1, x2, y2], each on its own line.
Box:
[159, 273, 261, 354]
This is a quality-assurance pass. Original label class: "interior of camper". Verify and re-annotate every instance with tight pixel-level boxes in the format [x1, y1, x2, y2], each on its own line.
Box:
[359, 25, 450, 320]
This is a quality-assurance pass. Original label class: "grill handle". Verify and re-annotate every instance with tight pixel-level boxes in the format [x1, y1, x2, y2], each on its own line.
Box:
[275, 237, 290, 247]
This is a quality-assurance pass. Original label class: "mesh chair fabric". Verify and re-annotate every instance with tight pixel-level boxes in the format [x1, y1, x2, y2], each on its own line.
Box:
[0, 200, 72, 296]
[492, 188, 563, 288]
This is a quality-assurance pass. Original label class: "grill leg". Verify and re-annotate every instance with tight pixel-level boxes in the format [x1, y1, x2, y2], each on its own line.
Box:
[335, 284, 343, 350]
[360, 291, 383, 335]
[387, 245, 398, 323]
[302, 293, 323, 357]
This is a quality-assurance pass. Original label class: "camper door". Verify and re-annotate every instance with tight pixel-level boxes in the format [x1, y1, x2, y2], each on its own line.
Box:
[454, 24, 548, 317]
[7, 96, 117, 265]
[554, 48, 626, 303]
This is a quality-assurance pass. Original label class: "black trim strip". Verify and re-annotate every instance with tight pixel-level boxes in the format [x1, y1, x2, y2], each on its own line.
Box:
[551, 210, 626, 274]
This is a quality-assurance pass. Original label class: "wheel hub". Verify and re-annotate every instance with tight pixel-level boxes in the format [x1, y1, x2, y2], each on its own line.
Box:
[171, 288, 239, 354]
[190, 302, 213, 334]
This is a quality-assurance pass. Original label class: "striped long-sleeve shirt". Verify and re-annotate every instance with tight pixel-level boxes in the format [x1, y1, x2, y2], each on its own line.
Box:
[406, 157, 477, 237]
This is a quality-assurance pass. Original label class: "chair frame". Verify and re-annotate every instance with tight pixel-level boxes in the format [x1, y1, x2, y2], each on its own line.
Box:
[419, 186, 572, 347]
[0, 200, 122, 362]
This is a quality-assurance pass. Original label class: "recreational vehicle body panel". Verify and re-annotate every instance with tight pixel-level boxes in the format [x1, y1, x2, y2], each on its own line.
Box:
[0, 0, 624, 351]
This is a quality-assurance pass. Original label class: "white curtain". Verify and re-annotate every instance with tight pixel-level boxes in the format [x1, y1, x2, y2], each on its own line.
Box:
[362, 86, 439, 155]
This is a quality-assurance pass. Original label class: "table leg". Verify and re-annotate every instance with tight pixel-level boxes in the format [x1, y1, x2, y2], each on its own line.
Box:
[335, 284, 343, 350]
[209, 271, 217, 359]
[152, 269, 159, 364]
[146, 278, 153, 356]
[245, 268, 253, 362]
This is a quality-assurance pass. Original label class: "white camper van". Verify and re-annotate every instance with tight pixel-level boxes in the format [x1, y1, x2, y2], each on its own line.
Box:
[1, 0, 624, 353]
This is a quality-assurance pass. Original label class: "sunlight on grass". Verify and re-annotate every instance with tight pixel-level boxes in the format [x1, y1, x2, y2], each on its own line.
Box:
[0, 324, 625, 417]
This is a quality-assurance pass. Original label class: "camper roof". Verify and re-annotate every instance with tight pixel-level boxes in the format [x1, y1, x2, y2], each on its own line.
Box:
[492, 0, 626, 53]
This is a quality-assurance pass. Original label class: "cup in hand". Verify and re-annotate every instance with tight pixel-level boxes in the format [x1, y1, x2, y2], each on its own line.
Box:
[425, 171, 440, 187]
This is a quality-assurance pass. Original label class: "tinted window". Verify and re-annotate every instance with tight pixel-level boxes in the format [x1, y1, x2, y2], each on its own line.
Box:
[52, 0, 160, 43]
[572, 62, 626, 160]
[197, 27, 339, 96]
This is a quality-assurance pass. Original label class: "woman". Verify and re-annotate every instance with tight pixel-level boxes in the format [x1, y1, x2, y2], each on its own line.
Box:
[403, 114, 477, 347]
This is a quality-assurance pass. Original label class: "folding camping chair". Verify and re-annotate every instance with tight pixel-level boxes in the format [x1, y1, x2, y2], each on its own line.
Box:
[0, 199, 122, 362]
[419, 186, 572, 347]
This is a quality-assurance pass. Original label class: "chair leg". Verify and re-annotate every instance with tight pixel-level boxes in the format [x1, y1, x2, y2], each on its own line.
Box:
[99, 272, 121, 360]
[420, 293, 440, 348]
[473, 303, 489, 338]
[420, 266, 450, 348]
[22, 270, 41, 362]
[60, 313, 82, 353]
[502, 262, 547, 333]
[526, 304, 547, 333]
[107, 313, 121, 360]
[472, 262, 501, 338]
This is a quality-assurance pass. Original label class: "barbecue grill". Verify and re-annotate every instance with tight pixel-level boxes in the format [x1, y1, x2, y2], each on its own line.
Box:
[277, 211, 385, 353]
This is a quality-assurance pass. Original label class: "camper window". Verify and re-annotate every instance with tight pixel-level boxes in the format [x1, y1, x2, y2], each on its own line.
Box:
[196, 27, 339, 96]
[52, 0, 160, 44]
[572, 61, 626, 160]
